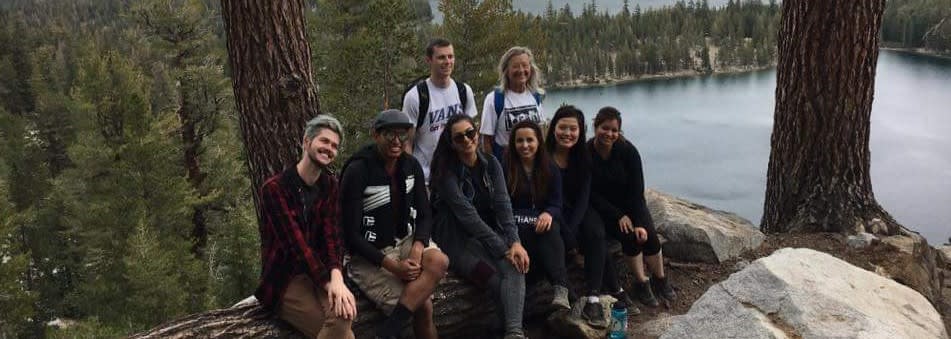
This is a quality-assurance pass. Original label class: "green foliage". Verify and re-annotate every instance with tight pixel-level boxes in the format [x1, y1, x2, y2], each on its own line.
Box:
[541, 0, 779, 85]
[54, 47, 199, 328]
[201, 115, 259, 308]
[46, 318, 126, 339]
[1, 2, 259, 334]
[123, 220, 192, 327]
[0, 175, 37, 339]
[437, 0, 534, 96]
[882, 0, 951, 50]
[311, 0, 423, 156]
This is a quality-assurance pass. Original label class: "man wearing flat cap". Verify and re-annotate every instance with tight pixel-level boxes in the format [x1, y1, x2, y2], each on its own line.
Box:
[339, 109, 449, 339]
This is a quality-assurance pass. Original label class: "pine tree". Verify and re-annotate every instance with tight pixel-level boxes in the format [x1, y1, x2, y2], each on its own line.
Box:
[56, 47, 205, 330]
[438, 0, 529, 95]
[0, 129, 37, 339]
[131, 0, 233, 259]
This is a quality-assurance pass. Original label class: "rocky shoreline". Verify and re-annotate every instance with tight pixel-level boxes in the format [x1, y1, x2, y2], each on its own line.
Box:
[881, 47, 951, 61]
[549, 46, 951, 91]
[548, 65, 775, 90]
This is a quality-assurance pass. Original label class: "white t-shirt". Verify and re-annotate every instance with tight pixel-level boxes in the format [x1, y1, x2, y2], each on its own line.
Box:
[479, 89, 546, 146]
[402, 78, 477, 181]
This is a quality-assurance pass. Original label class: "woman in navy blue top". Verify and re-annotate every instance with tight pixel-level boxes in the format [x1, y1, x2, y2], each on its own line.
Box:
[587, 106, 675, 307]
[502, 120, 570, 311]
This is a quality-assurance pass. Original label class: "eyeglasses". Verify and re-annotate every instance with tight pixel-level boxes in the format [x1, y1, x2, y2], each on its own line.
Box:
[452, 128, 478, 145]
[380, 130, 410, 143]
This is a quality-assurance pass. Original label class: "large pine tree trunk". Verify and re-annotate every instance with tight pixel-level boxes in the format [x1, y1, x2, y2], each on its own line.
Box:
[762, 0, 899, 235]
[220, 0, 320, 215]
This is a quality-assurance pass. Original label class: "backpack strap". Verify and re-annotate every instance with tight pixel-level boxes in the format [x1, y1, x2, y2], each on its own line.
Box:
[493, 88, 543, 118]
[493, 88, 505, 118]
[416, 81, 430, 130]
[456, 81, 468, 113]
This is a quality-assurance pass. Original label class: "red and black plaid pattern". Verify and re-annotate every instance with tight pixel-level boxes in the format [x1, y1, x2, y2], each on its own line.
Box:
[254, 168, 345, 310]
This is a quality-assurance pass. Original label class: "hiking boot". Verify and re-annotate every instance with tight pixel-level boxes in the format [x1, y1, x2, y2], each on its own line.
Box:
[651, 276, 677, 301]
[552, 285, 571, 310]
[631, 280, 659, 307]
[608, 289, 640, 315]
[581, 299, 608, 329]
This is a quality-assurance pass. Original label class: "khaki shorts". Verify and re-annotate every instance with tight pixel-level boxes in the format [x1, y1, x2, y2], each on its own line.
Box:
[278, 275, 354, 339]
[348, 236, 440, 314]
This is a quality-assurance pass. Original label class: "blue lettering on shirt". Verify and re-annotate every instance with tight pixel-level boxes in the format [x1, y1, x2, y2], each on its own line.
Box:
[426, 103, 464, 131]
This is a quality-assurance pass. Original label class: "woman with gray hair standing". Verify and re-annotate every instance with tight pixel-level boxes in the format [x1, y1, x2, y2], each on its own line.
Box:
[480, 46, 547, 161]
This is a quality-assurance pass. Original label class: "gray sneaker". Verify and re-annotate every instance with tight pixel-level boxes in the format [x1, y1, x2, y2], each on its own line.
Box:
[581, 299, 608, 329]
[503, 331, 526, 339]
[552, 285, 571, 310]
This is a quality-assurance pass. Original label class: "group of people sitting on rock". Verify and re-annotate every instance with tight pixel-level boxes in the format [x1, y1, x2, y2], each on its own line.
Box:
[255, 38, 676, 339]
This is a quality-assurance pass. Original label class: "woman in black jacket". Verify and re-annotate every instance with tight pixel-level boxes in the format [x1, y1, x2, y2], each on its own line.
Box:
[502, 120, 570, 311]
[430, 114, 530, 339]
[587, 106, 675, 307]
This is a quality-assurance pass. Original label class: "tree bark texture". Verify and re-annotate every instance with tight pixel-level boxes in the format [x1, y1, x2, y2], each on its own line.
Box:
[220, 0, 320, 217]
[762, 0, 899, 235]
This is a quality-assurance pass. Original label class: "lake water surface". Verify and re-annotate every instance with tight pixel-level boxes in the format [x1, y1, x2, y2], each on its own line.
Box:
[547, 50, 951, 245]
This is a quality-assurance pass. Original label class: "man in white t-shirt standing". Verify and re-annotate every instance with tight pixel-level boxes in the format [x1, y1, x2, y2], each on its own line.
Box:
[402, 38, 478, 182]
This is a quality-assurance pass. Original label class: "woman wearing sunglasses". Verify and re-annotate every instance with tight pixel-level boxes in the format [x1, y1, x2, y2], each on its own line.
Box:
[430, 114, 530, 339]
[501, 120, 571, 312]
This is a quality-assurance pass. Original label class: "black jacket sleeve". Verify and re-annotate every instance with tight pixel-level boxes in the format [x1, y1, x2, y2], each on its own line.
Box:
[560, 165, 590, 250]
[340, 160, 386, 266]
[590, 185, 624, 224]
[625, 144, 652, 228]
[543, 161, 563, 221]
[411, 159, 432, 246]
[589, 143, 626, 224]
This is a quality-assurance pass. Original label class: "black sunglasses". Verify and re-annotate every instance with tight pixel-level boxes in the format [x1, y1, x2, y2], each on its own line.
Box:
[452, 128, 478, 144]
[380, 129, 410, 143]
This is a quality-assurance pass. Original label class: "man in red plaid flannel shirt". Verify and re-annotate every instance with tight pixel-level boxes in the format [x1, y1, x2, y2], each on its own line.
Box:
[254, 115, 355, 339]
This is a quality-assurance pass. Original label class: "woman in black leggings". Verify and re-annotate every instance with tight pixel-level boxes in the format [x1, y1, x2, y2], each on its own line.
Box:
[546, 105, 629, 325]
[502, 120, 570, 311]
[587, 106, 675, 307]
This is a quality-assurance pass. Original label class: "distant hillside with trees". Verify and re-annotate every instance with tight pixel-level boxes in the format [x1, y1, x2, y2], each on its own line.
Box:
[882, 0, 951, 54]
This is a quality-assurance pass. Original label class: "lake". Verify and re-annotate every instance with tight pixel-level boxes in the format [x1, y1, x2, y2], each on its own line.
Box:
[547, 50, 951, 245]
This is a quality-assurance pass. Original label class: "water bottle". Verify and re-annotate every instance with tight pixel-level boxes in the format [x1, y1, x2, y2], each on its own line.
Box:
[609, 302, 627, 339]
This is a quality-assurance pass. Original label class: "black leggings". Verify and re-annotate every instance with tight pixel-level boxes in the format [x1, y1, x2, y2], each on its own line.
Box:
[603, 214, 662, 257]
[519, 220, 568, 288]
[575, 209, 620, 295]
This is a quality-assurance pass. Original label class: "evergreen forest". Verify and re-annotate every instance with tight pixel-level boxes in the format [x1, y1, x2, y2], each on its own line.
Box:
[0, 0, 947, 337]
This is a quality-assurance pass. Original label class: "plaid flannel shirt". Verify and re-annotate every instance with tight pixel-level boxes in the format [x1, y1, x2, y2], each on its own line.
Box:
[254, 167, 345, 310]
